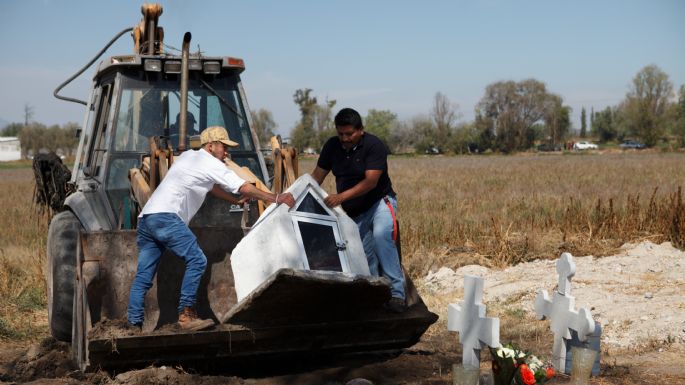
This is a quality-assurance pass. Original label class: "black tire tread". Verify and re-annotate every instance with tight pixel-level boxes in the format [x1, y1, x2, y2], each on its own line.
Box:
[46, 211, 80, 342]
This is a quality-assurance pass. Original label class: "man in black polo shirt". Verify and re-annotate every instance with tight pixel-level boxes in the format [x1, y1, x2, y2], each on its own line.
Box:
[312, 108, 406, 312]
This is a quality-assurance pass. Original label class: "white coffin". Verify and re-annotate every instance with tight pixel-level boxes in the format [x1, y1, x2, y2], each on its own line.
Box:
[231, 174, 370, 301]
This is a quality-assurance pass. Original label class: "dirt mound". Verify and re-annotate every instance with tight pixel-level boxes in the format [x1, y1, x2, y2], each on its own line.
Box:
[422, 240, 685, 351]
[89, 317, 190, 341]
[0, 337, 77, 382]
[88, 318, 140, 340]
[110, 367, 249, 385]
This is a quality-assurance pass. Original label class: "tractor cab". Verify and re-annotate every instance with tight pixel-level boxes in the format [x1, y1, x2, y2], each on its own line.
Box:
[68, 53, 268, 231]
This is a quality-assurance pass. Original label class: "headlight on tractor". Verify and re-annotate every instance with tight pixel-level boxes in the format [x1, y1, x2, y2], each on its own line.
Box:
[144, 59, 162, 72]
[203, 61, 221, 74]
[164, 60, 182, 74]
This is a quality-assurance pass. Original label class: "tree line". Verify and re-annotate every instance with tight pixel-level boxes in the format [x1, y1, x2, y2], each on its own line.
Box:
[1, 118, 79, 159]
[589, 65, 685, 147]
[250, 64, 685, 153]
[4, 64, 683, 158]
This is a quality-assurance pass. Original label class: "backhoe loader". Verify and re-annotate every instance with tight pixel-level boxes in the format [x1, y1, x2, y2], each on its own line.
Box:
[47, 3, 437, 371]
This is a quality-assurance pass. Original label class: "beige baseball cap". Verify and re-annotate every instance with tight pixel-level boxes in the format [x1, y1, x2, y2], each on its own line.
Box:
[200, 126, 239, 147]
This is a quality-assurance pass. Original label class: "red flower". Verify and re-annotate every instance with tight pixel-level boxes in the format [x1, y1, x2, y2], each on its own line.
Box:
[519, 364, 536, 385]
[546, 367, 555, 379]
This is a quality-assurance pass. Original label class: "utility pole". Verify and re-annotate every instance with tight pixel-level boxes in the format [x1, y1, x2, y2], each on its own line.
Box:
[24, 103, 34, 126]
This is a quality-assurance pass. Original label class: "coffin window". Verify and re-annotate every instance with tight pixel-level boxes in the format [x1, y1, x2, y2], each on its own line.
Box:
[296, 192, 329, 216]
[296, 221, 343, 272]
[291, 215, 350, 273]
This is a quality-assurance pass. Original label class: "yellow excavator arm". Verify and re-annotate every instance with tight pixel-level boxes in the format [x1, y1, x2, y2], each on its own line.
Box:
[132, 3, 164, 55]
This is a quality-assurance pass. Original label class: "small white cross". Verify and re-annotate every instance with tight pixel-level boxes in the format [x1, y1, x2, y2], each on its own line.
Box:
[556, 252, 575, 296]
[535, 253, 594, 372]
[448, 275, 500, 368]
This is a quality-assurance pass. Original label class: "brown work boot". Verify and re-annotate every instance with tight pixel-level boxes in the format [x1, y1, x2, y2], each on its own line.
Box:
[178, 307, 215, 331]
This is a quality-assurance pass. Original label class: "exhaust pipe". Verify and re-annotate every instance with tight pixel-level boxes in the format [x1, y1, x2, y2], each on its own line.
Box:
[147, 18, 156, 55]
[178, 32, 191, 152]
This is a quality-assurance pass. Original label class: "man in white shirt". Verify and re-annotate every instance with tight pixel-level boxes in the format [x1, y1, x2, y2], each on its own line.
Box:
[128, 126, 295, 331]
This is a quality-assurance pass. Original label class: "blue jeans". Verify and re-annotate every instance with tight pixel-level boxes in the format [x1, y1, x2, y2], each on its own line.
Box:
[354, 195, 406, 300]
[127, 213, 208, 326]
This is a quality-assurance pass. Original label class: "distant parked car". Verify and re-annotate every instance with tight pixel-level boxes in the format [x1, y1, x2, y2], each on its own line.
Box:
[619, 140, 646, 149]
[537, 143, 562, 152]
[424, 146, 441, 154]
[573, 141, 598, 150]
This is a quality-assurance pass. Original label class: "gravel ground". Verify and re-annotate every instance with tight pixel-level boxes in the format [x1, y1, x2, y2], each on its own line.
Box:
[422, 241, 685, 352]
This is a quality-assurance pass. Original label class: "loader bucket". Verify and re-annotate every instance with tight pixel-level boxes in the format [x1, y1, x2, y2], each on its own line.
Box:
[73, 231, 437, 372]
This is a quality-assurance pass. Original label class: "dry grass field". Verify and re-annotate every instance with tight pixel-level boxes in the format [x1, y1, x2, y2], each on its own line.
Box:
[0, 152, 683, 342]
[304, 152, 685, 276]
[0, 166, 49, 340]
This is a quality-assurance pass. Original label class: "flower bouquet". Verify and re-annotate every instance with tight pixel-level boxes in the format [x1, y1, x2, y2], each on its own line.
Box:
[512, 355, 555, 385]
[489, 344, 554, 385]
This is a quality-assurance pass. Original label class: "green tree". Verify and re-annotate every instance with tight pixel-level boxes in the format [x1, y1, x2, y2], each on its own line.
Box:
[1, 122, 23, 137]
[290, 89, 336, 151]
[15, 122, 79, 158]
[621, 64, 674, 146]
[529, 123, 547, 142]
[59, 122, 80, 156]
[392, 92, 460, 153]
[543, 95, 572, 146]
[593, 107, 616, 142]
[408, 115, 436, 153]
[42, 123, 79, 156]
[431, 92, 460, 146]
[474, 111, 495, 151]
[476, 79, 559, 152]
[45, 124, 62, 152]
[17, 123, 46, 158]
[291, 88, 318, 150]
[580, 107, 587, 138]
[365, 109, 398, 145]
[386, 120, 415, 154]
[672, 85, 685, 147]
[449, 122, 480, 154]
[250, 108, 277, 146]
[313, 99, 337, 148]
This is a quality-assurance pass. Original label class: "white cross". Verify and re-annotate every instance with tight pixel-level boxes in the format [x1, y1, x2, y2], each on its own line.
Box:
[448, 275, 500, 368]
[535, 252, 594, 373]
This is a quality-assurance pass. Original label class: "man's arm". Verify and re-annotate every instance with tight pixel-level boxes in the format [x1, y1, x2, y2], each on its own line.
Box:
[311, 166, 330, 186]
[209, 184, 247, 204]
[323, 169, 382, 208]
[210, 162, 295, 208]
[238, 182, 296, 207]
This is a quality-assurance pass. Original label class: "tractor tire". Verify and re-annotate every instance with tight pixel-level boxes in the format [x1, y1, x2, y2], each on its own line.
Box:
[46, 210, 81, 342]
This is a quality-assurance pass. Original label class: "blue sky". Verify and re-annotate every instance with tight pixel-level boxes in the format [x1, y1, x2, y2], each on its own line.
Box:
[0, 0, 683, 136]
